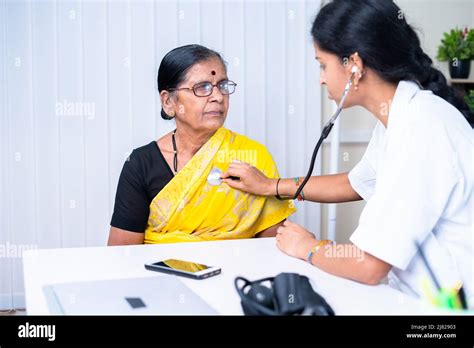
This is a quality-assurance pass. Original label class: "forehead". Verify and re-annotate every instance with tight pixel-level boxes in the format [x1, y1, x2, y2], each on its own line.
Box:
[313, 42, 331, 61]
[183, 57, 227, 84]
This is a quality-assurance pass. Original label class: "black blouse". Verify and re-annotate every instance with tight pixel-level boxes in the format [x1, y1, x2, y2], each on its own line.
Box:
[110, 141, 174, 233]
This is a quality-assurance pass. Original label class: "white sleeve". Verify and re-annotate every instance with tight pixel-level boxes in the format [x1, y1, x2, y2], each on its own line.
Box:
[347, 123, 382, 201]
[350, 122, 458, 270]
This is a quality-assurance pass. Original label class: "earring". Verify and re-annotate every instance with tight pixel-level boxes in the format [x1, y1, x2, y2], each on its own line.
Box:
[354, 71, 363, 90]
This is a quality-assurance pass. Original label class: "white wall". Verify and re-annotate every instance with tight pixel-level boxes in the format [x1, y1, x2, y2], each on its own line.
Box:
[0, 0, 322, 309]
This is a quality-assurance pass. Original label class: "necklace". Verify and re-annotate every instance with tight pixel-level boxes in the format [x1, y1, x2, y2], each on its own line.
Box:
[171, 129, 178, 174]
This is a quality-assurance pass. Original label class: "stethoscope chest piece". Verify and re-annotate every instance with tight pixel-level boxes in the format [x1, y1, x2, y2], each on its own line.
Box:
[207, 167, 223, 186]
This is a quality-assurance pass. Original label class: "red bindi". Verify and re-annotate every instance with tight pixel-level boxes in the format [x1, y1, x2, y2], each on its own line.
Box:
[211, 70, 216, 75]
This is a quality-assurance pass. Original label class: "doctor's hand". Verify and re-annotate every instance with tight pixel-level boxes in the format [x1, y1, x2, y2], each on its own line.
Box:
[276, 220, 318, 260]
[221, 160, 276, 196]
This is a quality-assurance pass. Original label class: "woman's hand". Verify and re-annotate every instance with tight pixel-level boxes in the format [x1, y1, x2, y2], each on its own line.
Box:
[276, 220, 318, 260]
[221, 160, 277, 196]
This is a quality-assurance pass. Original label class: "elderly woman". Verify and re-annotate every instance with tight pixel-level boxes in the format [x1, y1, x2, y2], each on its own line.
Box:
[108, 44, 295, 245]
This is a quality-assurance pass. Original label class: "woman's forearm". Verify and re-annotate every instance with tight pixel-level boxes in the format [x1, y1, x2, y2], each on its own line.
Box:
[271, 173, 362, 203]
[300, 240, 391, 285]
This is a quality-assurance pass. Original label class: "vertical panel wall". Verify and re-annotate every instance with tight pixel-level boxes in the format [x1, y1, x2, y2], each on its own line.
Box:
[0, 0, 322, 309]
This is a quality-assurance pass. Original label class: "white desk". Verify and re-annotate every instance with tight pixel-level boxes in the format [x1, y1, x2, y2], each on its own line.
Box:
[23, 238, 439, 315]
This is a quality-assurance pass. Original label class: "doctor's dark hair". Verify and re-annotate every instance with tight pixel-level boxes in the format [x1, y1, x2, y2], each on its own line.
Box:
[157, 44, 227, 120]
[311, 0, 474, 127]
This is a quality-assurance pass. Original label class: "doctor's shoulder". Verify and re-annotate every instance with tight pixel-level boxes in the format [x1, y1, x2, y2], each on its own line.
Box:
[404, 91, 473, 143]
[410, 91, 471, 129]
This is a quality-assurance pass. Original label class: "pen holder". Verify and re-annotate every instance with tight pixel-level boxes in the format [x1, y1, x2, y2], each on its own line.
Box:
[422, 279, 467, 311]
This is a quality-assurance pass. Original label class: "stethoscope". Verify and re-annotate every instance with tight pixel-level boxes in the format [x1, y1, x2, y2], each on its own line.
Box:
[292, 66, 358, 199]
[207, 67, 359, 194]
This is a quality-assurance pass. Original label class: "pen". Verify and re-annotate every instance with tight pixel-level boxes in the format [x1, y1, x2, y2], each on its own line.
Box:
[415, 241, 441, 291]
[457, 285, 468, 310]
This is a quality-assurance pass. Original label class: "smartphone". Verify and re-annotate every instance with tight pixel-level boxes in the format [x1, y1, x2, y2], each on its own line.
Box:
[144, 258, 221, 280]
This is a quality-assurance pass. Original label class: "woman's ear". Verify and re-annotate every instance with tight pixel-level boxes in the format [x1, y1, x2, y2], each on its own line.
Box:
[348, 52, 365, 89]
[160, 90, 176, 117]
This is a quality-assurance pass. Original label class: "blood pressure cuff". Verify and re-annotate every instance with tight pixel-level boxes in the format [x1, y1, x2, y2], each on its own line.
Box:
[235, 272, 335, 316]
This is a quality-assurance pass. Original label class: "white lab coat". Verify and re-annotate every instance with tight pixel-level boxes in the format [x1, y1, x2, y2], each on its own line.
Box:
[348, 80, 473, 306]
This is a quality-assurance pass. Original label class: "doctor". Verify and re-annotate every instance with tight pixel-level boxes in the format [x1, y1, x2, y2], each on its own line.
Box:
[221, 0, 473, 303]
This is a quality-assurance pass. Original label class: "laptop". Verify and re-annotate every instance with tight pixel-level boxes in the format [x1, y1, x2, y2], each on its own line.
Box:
[43, 276, 217, 315]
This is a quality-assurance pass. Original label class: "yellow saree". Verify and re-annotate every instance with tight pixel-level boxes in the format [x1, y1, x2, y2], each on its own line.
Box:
[144, 127, 296, 244]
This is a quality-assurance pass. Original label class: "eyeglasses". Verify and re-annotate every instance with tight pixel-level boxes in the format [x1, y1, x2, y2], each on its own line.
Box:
[168, 80, 237, 97]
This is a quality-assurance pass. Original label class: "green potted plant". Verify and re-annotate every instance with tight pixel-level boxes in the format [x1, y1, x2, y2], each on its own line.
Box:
[437, 27, 474, 79]
[465, 90, 474, 113]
